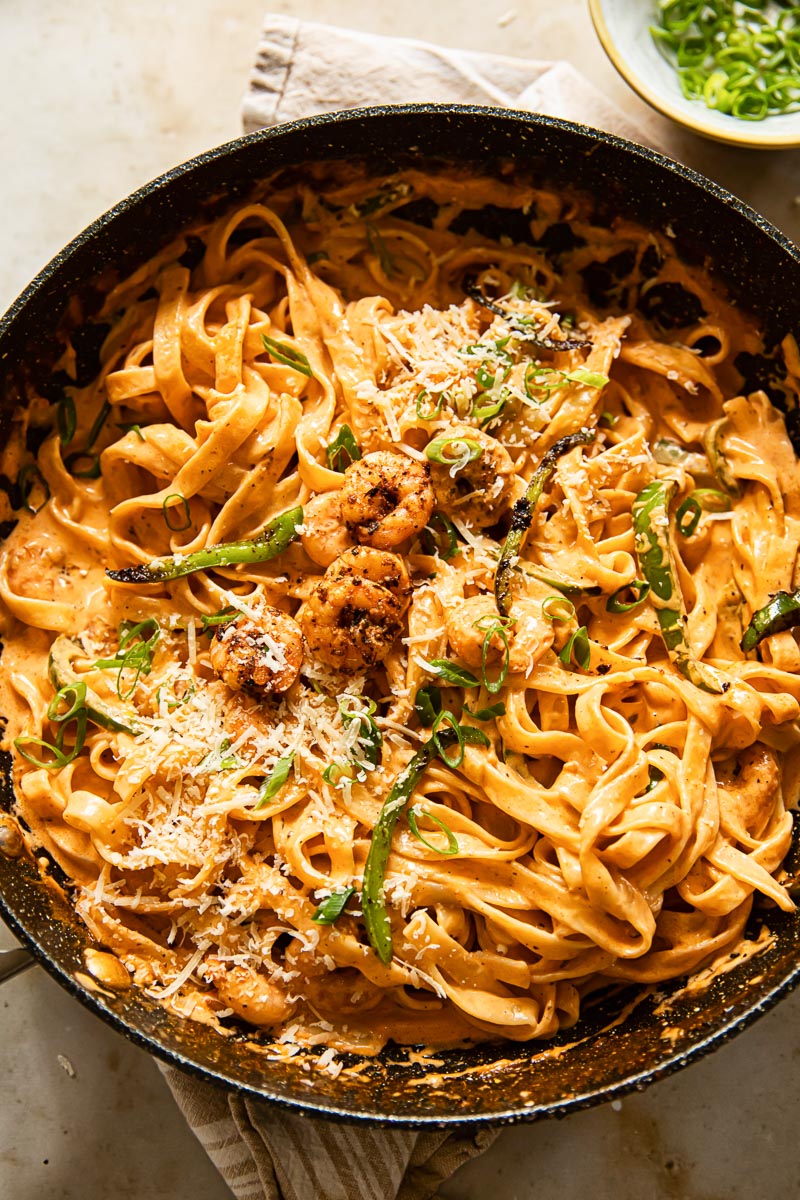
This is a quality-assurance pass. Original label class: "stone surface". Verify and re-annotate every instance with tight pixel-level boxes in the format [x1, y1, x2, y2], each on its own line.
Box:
[2, 3, 800, 1198]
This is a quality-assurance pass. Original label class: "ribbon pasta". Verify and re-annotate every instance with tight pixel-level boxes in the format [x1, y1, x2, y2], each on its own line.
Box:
[0, 166, 798, 1053]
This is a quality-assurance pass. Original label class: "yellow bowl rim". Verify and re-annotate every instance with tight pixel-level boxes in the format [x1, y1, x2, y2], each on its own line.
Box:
[588, 0, 800, 150]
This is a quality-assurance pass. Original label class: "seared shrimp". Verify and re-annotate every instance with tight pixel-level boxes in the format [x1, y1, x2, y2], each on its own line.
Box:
[301, 546, 411, 670]
[428, 425, 517, 527]
[341, 451, 435, 549]
[446, 595, 553, 675]
[203, 956, 294, 1027]
[301, 491, 355, 567]
[209, 602, 303, 696]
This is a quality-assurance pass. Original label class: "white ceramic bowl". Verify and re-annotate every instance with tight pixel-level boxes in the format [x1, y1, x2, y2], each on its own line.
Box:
[589, 0, 800, 149]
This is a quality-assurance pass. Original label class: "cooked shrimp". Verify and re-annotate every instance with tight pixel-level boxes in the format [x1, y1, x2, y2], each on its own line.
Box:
[446, 595, 554, 675]
[340, 450, 435, 548]
[301, 490, 355, 567]
[428, 425, 518, 527]
[301, 546, 411, 670]
[209, 602, 303, 695]
[203, 957, 294, 1026]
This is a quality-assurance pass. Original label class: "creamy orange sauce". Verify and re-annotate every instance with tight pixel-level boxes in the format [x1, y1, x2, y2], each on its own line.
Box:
[0, 165, 798, 1055]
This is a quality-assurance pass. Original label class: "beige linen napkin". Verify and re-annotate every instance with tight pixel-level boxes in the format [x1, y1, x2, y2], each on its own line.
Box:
[242, 12, 662, 145]
[162, 14, 654, 1200]
[160, 1061, 497, 1200]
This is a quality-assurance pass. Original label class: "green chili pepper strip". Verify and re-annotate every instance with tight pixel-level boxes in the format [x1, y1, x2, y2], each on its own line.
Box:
[106, 506, 303, 584]
[632, 480, 724, 694]
[702, 418, 741, 498]
[741, 588, 800, 653]
[495, 429, 595, 618]
[362, 723, 488, 964]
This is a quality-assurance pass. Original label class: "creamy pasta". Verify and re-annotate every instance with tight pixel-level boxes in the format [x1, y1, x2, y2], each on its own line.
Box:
[1, 165, 799, 1054]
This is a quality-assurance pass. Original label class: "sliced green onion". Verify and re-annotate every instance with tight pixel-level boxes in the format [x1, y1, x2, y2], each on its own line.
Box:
[197, 738, 240, 773]
[424, 436, 483, 469]
[15, 681, 89, 768]
[542, 595, 575, 623]
[261, 334, 314, 379]
[645, 763, 665, 794]
[56, 394, 76, 445]
[524, 361, 553, 401]
[407, 808, 459, 856]
[254, 752, 296, 808]
[427, 659, 480, 688]
[676, 495, 702, 537]
[162, 493, 192, 532]
[650, 2, 800, 122]
[17, 464, 50, 514]
[326, 424, 362, 473]
[691, 487, 731, 513]
[365, 223, 396, 278]
[312, 886, 356, 925]
[415, 388, 443, 420]
[156, 679, 196, 711]
[64, 451, 102, 479]
[560, 368, 609, 389]
[47, 681, 87, 724]
[117, 422, 146, 441]
[558, 625, 591, 670]
[606, 579, 651, 614]
[86, 399, 111, 450]
[94, 618, 160, 700]
[472, 393, 507, 424]
[431, 709, 465, 768]
[462, 701, 506, 721]
[200, 607, 237, 632]
[350, 184, 409, 218]
[472, 614, 513, 695]
[420, 512, 459, 560]
[413, 684, 442, 726]
[339, 698, 382, 772]
[14, 734, 79, 770]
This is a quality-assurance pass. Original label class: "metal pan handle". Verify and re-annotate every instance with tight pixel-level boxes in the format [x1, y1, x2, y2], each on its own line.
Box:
[0, 946, 36, 985]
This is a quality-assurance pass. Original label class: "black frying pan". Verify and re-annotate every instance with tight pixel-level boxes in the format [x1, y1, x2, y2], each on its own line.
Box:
[1, 105, 799, 1128]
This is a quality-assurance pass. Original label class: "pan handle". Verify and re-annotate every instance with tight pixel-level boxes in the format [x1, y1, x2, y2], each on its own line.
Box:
[0, 946, 36, 985]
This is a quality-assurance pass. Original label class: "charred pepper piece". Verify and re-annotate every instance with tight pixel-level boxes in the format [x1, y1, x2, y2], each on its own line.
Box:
[632, 480, 724, 693]
[465, 280, 591, 351]
[362, 721, 488, 965]
[106, 506, 303, 585]
[494, 429, 595, 618]
[741, 589, 800, 653]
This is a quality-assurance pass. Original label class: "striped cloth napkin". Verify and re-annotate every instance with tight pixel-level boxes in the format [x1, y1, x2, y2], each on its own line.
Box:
[160, 1062, 497, 1199]
[161, 14, 655, 1199]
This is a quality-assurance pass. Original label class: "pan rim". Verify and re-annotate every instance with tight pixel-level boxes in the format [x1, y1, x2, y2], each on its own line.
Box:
[2, 102, 800, 1127]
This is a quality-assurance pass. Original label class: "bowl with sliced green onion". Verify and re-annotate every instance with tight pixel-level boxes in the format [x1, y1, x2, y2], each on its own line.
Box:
[589, 0, 800, 148]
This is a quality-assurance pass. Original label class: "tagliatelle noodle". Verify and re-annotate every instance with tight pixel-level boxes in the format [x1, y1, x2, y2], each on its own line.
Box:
[0, 165, 799, 1054]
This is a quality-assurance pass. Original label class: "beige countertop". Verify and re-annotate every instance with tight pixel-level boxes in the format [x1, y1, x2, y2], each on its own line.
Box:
[1, 2, 800, 1198]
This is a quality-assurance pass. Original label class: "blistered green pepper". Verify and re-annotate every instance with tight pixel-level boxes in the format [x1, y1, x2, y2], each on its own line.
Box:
[632, 480, 724, 694]
[106, 506, 303, 585]
[495, 430, 595, 618]
[741, 589, 800, 653]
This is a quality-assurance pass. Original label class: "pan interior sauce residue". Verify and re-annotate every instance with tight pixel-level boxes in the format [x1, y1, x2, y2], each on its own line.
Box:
[1, 164, 799, 1064]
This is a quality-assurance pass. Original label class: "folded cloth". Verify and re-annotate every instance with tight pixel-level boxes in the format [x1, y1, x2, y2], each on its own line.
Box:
[242, 12, 662, 146]
[164, 15, 654, 1200]
[160, 1062, 498, 1200]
